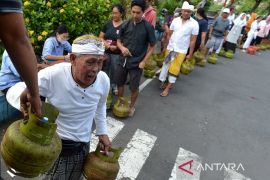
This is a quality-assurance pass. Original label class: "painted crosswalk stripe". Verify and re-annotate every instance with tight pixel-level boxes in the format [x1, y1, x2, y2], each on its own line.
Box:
[224, 169, 251, 180]
[169, 147, 202, 180]
[7, 170, 16, 178]
[90, 116, 125, 152]
[116, 129, 157, 180]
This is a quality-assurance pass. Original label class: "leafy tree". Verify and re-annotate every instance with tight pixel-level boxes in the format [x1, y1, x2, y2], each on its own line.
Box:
[235, 0, 269, 15]
[22, 0, 113, 55]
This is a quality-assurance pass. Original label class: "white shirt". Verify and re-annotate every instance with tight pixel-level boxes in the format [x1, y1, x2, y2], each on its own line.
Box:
[38, 63, 110, 142]
[167, 17, 199, 54]
[228, 13, 235, 25]
[250, 21, 258, 32]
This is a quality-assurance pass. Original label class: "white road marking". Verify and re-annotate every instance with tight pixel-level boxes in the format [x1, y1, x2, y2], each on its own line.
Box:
[7, 170, 16, 178]
[90, 116, 124, 152]
[169, 147, 202, 180]
[139, 68, 161, 92]
[224, 169, 251, 180]
[116, 129, 157, 180]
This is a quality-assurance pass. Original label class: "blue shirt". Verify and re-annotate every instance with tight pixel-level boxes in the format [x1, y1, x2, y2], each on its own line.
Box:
[212, 17, 230, 37]
[42, 37, 72, 62]
[0, 50, 21, 91]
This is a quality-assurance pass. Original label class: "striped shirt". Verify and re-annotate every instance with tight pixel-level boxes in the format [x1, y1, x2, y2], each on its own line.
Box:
[0, 0, 22, 13]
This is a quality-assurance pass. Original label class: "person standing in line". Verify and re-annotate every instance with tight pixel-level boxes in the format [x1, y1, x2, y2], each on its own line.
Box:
[19, 35, 111, 180]
[224, 13, 246, 53]
[242, 16, 263, 51]
[159, 1, 199, 97]
[203, 8, 230, 59]
[100, 4, 124, 95]
[0, 0, 41, 117]
[254, 15, 270, 45]
[194, 8, 208, 52]
[227, 7, 236, 29]
[143, 0, 157, 28]
[116, 0, 156, 117]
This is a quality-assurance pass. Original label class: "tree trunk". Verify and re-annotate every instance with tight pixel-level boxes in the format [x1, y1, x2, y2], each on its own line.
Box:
[250, 0, 262, 13]
[197, 0, 208, 8]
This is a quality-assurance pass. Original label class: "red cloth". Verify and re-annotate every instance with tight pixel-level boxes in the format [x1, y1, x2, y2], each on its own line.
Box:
[144, 6, 157, 28]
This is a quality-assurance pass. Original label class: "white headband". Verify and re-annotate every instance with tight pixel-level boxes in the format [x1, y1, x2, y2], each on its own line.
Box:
[72, 35, 105, 55]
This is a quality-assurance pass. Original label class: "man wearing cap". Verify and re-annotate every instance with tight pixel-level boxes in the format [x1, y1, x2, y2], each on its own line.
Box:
[116, 0, 156, 117]
[159, 1, 199, 97]
[203, 8, 230, 60]
[19, 35, 111, 179]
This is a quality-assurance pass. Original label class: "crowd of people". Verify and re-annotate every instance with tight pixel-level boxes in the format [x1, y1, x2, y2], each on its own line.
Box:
[1, 0, 270, 179]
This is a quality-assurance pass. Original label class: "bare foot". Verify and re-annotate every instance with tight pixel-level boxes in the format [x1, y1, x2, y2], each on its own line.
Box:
[160, 89, 169, 97]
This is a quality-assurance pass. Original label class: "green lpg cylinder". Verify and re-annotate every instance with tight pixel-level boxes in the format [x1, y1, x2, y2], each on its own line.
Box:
[208, 54, 218, 64]
[113, 97, 130, 118]
[144, 69, 156, 78]
[181, 60, 194, 75]
[224, 50, 234, 59]
[83, 146, 122, 180]
[0, 103, 62, 178]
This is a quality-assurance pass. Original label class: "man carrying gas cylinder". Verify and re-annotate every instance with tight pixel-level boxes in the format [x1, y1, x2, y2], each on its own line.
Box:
[19, 35, 111, 180]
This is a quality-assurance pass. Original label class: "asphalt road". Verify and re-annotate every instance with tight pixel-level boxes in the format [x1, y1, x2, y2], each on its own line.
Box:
[1, 49, 270, 180]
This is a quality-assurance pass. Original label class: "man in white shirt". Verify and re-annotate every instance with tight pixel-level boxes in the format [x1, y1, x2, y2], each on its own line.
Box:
[20, 35, 111, 180]
[227, 7, 236, 29]
[159, 1, 199, 97]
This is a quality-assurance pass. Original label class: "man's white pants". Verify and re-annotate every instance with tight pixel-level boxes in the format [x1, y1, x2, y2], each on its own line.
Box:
[243, 31, 255, 49]
[159, 62, 177, 84]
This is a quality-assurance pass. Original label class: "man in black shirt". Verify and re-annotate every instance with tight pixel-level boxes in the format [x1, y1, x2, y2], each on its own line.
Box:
[116, 0, 156, 117]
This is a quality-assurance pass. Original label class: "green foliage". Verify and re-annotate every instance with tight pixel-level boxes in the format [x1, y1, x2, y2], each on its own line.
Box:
[235, 0, 269, 15]
[160, 0, 182, 14]
[22, 0, 112, 55]
[236, 0, 255, 13]
[159, 0, 214, 15]
[208, 2, 223, 12]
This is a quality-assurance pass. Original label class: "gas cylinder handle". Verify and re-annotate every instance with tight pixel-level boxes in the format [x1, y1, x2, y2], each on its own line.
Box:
[95, 146, 122, 163]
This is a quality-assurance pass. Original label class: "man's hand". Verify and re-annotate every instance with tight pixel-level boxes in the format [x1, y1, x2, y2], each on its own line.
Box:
[186, 54, 192, 60]
[98, 135, 111, 155]
[120, 47, 132, 57]
[200, 42, 205, 50]
[20, 88, 42, 119]
[139, 61, 146, 69]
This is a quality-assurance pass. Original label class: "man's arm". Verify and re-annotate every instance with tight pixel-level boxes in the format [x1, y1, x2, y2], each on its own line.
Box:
[163, 26, 172, 51]
[0, 13, 41, 116]
[224, 30, 229, 41]
[117, 39, 131, 57]
[200, 32, 207, 48]
[139, 44, 155, 69]
[94, 77, 111, 153]
[208, 25, 214, 39]
[187, 35, 198, 59]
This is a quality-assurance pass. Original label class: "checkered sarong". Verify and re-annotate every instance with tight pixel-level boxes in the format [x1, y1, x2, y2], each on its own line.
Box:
[43, 141, 90, 180]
